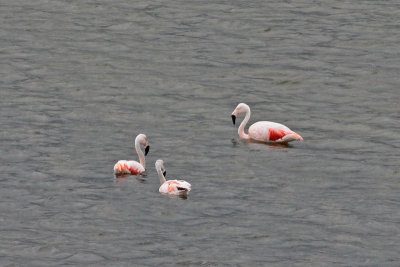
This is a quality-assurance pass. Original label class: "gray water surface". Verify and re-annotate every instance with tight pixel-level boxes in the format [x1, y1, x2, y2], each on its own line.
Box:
[1, 0, 400, 266]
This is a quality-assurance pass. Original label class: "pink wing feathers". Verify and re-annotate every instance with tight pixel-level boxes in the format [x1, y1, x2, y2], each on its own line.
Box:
[114, 160, 145, 175]
[268, 128, 303, 142]
[159, 180, 191, 195]
[248, 121, 303, 143]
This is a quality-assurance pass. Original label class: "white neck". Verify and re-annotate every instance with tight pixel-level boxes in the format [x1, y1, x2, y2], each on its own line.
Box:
[135, 138, 145, 168]
[156, 165, 166, 185]
[238, 106, 250, 139]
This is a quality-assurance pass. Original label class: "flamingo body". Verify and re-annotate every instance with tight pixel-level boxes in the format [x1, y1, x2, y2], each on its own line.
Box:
[159, 180, 192, 195]
[114, 160, 145, 175]
[231, 103, 303, 143]
[249, 121, 303, 143]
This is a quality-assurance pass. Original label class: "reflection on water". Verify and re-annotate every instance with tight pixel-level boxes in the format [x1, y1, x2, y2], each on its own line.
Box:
[231, 137, 293, 150]
[160, 193, 188, 200]
[249, 139, 293, 149]
[113, 176, 147, 185]
[114, 174, 133, 179]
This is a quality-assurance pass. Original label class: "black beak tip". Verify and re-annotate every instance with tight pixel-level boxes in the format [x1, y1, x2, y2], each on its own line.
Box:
[145, 145, 150, 156]
[163, 171, 166, 177]
[231, 115, 236, 125]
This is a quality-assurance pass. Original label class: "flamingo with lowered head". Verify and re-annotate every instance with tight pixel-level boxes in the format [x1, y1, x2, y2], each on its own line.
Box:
[113, 133, 150, 176]
[155, 159, 191, 195]
[231, 103, 303, 143]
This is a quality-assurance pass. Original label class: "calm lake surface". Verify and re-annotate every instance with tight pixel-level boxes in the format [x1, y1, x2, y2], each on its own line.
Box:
[1, 0, 399, 266]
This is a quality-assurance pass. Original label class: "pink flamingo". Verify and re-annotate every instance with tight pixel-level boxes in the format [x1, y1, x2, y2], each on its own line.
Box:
[231, 103, 303, 143]
[113, 134, 150, 176]
[155, 159, 191, 195]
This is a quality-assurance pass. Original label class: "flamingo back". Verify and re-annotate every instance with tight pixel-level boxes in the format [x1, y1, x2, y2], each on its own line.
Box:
[249, 121, 302, 143]
[159, 180, 191, 195]
[249, 121, 291, 142]
[114, 160, 145, 175]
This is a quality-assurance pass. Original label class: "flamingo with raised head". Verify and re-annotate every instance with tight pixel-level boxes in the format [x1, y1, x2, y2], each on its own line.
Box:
[155, 159, 191, 195]
[113, 134, 150, 176]
[231, 103, 303, 143]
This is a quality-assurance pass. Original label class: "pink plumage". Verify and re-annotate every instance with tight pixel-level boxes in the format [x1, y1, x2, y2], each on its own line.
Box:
[231, 103, 303, 143]
[114, 160, 145, 175]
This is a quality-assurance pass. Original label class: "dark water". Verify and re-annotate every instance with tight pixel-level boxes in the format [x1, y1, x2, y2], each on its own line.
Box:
[1, 0, 399, 266]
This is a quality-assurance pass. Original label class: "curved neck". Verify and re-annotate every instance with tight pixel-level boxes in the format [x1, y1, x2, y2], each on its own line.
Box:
[156, 167, 166, 185]
[135, 139, 145, 168]
[238, 107, 250, 139]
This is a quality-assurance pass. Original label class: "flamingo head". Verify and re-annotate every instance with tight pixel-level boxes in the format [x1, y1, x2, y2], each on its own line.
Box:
[136, 134, 150, 156]
[155, 159, 167, 177]
[231, 103, 250, 125]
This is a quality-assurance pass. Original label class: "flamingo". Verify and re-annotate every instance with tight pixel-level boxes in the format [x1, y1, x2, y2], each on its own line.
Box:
[231, 103, 303, 143]
[155, 159, 191, 195]
[113, 134, 150, 176]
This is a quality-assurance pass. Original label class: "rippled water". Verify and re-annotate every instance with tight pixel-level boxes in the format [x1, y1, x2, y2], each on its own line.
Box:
[1, 0, 399, 266]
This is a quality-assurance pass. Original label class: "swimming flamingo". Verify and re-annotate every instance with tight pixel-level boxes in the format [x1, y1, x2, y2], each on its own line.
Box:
[113, 134, 150, 176]
[155, 159, 191, 195]
[231, 103, 303, 143]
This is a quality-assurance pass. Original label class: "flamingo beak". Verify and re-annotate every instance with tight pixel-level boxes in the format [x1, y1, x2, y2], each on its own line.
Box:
[163, 170, 166, 176]
[145, 145, 150, 156]
[231, 115, 236, 125]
